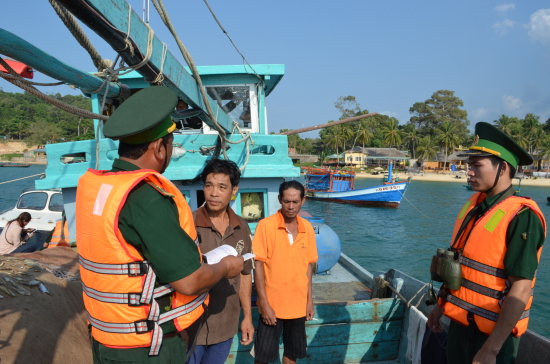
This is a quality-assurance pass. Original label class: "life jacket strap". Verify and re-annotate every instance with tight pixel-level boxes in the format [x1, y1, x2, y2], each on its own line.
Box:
[459, 256, 507, 279]
[79, 255, 149, 276]
[87, 292, 208, 356]
[447, 293, 531, 322]
[461, 278, 505, 300]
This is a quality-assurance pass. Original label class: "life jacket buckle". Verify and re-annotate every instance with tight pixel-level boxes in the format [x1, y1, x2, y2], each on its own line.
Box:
[134, 319, 155, 334]
[127, 293, 145, 307]
[128, 261, 149, 277]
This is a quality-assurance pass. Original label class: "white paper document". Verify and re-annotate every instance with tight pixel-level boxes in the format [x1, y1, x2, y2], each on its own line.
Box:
[203, 244, 255, 264]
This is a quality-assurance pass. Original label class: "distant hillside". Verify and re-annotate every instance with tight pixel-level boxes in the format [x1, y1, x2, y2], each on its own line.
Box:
[0, 89, 94, 147]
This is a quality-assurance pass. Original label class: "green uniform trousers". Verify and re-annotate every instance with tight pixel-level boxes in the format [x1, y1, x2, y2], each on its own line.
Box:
[92, 336, 187, 364]
[447, 321, 520, 364]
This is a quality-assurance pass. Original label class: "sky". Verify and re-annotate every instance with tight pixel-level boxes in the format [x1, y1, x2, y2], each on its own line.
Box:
[1, 1, 550, 138]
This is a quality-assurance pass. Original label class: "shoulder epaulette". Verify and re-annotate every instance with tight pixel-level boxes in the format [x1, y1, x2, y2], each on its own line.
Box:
[145, 180, 175, 197]
[517, 207, 530, 216]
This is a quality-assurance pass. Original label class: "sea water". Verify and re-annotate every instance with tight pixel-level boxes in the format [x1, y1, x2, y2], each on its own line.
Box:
[1, 167, 549, 338]
[304, 177, 550, 338]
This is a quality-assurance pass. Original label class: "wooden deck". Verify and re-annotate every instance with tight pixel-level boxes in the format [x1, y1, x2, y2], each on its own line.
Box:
[226, 259, 405, 363]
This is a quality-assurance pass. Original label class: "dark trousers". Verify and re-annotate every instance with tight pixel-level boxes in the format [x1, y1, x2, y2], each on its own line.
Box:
[11, 243, 37, 253]
[446, 320, 520, 364]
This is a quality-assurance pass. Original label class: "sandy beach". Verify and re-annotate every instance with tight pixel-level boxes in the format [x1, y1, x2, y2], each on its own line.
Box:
[356, 171, 550, 187]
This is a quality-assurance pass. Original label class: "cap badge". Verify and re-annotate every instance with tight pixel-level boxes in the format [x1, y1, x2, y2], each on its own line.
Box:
[473, 135, 479, 146]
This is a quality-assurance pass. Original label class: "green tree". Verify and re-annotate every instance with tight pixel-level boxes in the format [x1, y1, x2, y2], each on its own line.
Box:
[416, 135, 438, 170]
[409, 90, 469, 140]
[435, 121, 460, 172]
[334, 96, 361, 120]
[354, 120, 374, 150]
[402, 124, 419, 159]
[380, 118, 402, 148]
[493, 115, 519, 135]
[25, 119, 64, 147]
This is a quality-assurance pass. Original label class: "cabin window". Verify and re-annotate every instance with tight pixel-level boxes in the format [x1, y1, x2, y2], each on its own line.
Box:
[48, 193, 64, 212]
[206, 84, 258, 131]
[17, 192, 48, 211]
[239, 191, 266, 224]
[355, 157, 361, 161]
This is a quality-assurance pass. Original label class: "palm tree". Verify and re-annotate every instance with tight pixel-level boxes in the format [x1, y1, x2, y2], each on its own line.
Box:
[403, 126, 419, 160]
[537, 136, 550, 174]
[416, 135, 438, 170]
[509, 123, 529, 150]
[339, 124, 355, 154]
[435, 121, 460, 173]
[530, 127, 546, 156]
[381, 118, 402, 148]
[494, 115, 518, 135]
[325, 127, 345, 164]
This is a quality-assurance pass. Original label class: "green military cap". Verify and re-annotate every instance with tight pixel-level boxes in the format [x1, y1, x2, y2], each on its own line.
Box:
[457, 122, 532, 168]
[103, 86, 178, 144]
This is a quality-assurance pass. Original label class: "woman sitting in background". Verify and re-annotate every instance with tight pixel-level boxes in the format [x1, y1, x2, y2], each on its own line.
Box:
[0, 212, 36, 254]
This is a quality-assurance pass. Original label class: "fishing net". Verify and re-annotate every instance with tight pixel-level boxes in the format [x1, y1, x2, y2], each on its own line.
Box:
[0, 247, 91, 364]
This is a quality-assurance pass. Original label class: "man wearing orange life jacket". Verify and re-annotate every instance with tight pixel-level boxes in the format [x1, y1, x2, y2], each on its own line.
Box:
[427, 122, 546, 364]
[76, 86, 244, 364]
[46, 213, 70, 248]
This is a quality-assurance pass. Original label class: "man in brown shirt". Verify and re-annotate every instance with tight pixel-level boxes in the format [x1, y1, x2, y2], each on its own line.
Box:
[187, 159, 254, 364]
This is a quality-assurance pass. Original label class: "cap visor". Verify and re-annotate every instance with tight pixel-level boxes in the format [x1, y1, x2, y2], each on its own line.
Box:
[456, 150, 494, 158]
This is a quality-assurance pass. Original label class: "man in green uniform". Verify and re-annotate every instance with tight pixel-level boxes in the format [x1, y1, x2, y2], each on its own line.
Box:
[89, 86, 244, 363]
[427, 122, 545, 364]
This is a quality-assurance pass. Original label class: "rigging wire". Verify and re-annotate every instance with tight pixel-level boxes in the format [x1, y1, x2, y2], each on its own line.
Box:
[201, 0, 261, 81]
[0, 174, 45, 185]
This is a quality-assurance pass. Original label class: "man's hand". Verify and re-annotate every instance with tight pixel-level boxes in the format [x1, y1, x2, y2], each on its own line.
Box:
[306, 299, 315, 321]
[471, 345, 498, 364]
[240, 316, 255, 345]
[221, 255, 244, 279]
[259, 298, 277, 326]
[427, 304, 444, 333]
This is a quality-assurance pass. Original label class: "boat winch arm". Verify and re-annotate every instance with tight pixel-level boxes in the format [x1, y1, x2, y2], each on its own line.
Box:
[0, 28, 122, 98]
[58, 0, 234, 133]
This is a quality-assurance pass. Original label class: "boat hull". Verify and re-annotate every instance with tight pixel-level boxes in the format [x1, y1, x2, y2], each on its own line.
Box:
[307, 182, 408, 208]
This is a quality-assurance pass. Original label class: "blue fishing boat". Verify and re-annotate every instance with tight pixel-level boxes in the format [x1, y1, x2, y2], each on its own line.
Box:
[1, 1, 549, 363]
[304, 163, 410, 207]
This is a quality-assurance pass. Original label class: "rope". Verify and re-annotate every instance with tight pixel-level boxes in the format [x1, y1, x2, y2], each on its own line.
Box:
[151, 0, 227, 142]
[49, 0, 112, 72]
[0, 174, 44, 185]
[116, 4, 135, 56]
[400, 192, 429, 219]
[0, 74, 64, 87]
[0, 56, 108, 121]
[151, 42, 168, 84]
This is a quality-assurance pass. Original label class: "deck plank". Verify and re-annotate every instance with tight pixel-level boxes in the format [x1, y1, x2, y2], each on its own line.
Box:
[226, 341, 400, 363]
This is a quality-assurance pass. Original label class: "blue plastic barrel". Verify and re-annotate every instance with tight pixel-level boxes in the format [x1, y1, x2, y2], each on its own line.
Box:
[302, 216, 342, 274]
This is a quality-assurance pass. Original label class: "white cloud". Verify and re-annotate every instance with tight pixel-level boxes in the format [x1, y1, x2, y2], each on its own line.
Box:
[495, 4, 515, 15]
[526, 9, 550, 44]
[492, 19, 515, 35]
[472, 108, 489, 120]
[502, 95, 522, 111]
[379, 111, 398, 118]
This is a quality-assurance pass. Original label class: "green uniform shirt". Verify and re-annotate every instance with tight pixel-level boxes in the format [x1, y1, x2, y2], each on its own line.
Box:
[446, 186, 545, 364]
[478, 187, 545, 280]
[93, 159, 200, 360]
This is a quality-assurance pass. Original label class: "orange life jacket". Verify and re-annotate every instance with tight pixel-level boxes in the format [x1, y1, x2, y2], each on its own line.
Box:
[442, 192, 546, 337]
[47, 217, 70, 248]
[76, 168, 208, 355]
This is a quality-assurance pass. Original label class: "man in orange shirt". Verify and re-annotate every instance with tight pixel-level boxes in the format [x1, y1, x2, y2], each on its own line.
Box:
[252, 180, 318, 364]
